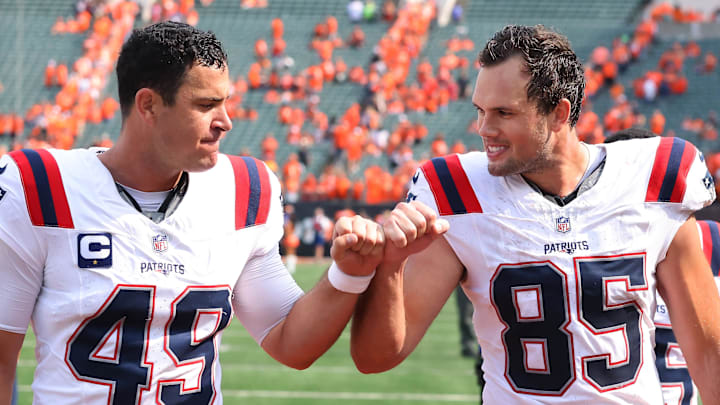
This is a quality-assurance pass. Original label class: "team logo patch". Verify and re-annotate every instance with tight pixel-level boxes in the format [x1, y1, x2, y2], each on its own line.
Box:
[555, 216, 571, 233]
[152, 233, 169, 253]
[78, 233, 112, 268]
[703, 171, 714, 190]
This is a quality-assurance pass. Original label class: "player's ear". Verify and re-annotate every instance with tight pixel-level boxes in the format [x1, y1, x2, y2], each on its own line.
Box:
[549, 98, 571, 132]
[135, 88, 159, 124]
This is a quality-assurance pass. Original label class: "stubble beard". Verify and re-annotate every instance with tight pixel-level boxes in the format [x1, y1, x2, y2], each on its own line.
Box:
[486, 125, 553, 177]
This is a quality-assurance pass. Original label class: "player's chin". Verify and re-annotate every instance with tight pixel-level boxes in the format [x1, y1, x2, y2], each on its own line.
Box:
[487, 160, 521, 177]
[188, 151, 219, 172]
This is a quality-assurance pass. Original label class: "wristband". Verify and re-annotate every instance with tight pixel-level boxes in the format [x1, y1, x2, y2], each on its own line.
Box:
[328, 262, 376, 294]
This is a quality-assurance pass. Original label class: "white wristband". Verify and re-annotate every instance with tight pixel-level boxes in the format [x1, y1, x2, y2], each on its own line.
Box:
[328, 262, 375, 294]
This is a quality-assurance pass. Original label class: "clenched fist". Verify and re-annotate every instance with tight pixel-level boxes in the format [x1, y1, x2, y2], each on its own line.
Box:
[330, 215, 385, 276]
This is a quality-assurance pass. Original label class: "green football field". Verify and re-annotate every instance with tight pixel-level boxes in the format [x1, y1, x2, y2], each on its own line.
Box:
[15, 261, 480, 404]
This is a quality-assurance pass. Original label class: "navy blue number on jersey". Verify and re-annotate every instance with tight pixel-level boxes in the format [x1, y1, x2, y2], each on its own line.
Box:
[159, 288, 232, 404]
[66, 286, 232, 404]
[576, 256, 646, 390]
[491, 263, 574, 394]
[491, 255, 647, 395]
[66, 287, 153, 405]
[655, 327, 693, 405]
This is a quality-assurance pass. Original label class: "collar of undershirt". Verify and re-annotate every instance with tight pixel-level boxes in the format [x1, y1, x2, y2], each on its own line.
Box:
[522, 157, 606, 207]
[115, 171, 189, 223]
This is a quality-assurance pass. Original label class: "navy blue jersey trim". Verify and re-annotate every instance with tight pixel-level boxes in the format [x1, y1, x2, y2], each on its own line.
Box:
[242, 156, 261, 227]
[431, 157, 466, 214]
[657, 138, 686, 203]
[21, 149, 58, 226]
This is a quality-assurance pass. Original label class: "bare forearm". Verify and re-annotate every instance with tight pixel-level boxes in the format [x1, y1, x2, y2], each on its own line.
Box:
[351, 261, 408, 373]
[691, 346, 720, 405]
[262, 275, 359, 370]
[0, 367, 15, 405]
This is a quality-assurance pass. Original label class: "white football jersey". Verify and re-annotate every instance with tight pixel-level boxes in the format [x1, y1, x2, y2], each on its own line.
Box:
[653, 220, 720, 405]
[0, 148, 303, 404]
[406, 137, 715, 404]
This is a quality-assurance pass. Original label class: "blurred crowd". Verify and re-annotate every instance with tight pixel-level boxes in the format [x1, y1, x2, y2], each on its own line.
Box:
[1, 0, 719, 205]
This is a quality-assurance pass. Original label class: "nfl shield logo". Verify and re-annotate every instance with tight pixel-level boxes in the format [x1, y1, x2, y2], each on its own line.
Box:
[152, 234, 168, 253]
[556, 216, 571, 233]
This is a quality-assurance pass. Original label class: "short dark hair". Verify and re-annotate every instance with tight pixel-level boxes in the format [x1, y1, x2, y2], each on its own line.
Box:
[116, 21, 228, 118]
[479, 25, 585, 127]
[604, 127, 657, 143]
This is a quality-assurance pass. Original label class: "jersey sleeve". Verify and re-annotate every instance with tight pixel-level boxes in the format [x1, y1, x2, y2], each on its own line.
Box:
[232, 245, 304, 344]
[406, 166, 441, 215]
[251, 162, 284, 257]
[406, 155, 483, 217]
[644, 137, 715, 211]
[684, 148, 716, 211]
[0, 154, 46, 334]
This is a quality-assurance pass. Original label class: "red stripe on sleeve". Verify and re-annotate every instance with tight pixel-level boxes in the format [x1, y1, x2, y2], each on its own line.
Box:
[645, 137, 673, 202]
[420, 160, 453, 216]
[36, 149, 74, 228]
[254, 158, 272, 225]
[229, 156, 250, 230]
[444, 154, 482, 214]
[700, 221, 714, 265]
[668, 143, 695, 203]
[8, 150, 44, 226]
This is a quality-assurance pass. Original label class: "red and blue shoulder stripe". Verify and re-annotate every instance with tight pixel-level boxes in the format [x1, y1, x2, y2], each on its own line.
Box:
[9, 149, 74, 228]
[228, 156, 271, 229]
[645, 137, 696, 203]
[420, 154, 482, 216]
[698, 220, 720, 277]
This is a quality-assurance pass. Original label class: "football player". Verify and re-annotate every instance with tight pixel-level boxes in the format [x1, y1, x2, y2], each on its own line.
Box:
[350, 25, 720, 404]
[0, 22, 384, 404]
[653, 219, 720, 405]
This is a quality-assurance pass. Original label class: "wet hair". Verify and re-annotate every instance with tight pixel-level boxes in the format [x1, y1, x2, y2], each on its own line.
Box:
[116, 21, 227, 118]
[479, 25, 585, 127]
[603, 127, 657, 143]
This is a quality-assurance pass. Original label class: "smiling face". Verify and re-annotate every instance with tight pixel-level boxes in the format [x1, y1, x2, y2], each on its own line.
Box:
[151, 63, 233, 173]
[471, 55, 555, 177]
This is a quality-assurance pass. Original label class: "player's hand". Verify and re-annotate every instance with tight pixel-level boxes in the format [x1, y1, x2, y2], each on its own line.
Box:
[330, 215, 385, 277]
[382, 201, 449, 266]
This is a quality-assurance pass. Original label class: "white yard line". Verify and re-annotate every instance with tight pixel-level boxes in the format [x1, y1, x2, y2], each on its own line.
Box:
[16, 359, 473, 376]
[222, 389, 478, 402]
[16, 385, 477, 402]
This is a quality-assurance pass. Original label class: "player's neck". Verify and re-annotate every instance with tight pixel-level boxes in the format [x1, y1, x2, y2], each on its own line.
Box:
[99, 135, 182, 192]
[521, 136, 589, 198]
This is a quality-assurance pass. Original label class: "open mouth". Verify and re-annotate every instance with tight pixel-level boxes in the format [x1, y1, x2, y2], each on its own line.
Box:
[485, 144, 508, 158]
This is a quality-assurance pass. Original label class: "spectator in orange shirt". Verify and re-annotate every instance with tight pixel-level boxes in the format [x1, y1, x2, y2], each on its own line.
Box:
[255, 38, 268, 60]
[261, 133, 279, 160]
[431, 133, 448, 157]
[701, 122, 718, 141]
[271, 17, 283, 39]
[56, 63, 69, 87]
[451, 140, 467, 155]
[100, 97, 120, 121]
[301, 173, 318, 201]
[44, 60, 57, 87]
[649, 109, 666, 135]
[702, 51, 717, 73]
[348, 25, 365, 48]
[281, 204, 299, 273]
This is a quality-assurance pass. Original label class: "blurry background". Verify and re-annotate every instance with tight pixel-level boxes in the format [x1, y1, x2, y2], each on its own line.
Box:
[2, 0, 720, 402]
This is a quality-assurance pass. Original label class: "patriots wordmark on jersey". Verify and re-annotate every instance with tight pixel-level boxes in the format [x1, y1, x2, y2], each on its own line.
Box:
[406, 137, 714, 404]
[0, 148, 303, 404]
